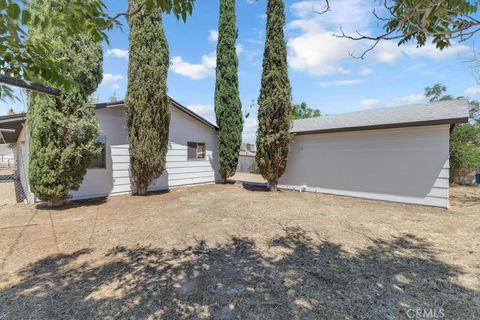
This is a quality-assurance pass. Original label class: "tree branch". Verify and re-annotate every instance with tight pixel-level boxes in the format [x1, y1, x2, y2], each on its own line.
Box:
[0, 74, 61, 96]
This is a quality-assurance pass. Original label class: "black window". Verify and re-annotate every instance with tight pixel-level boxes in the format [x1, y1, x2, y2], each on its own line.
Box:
[89, 136, 106, 168]
[187, 142, 206, 160]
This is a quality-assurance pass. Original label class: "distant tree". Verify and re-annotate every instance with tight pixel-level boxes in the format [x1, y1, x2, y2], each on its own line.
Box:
[450, 123, 480, 182]
[292, 102, 321, 119]
[469, 100, 480, 123]
[422, 83, 480, 182]
[214, 0, 243, 183]
[27, 0, 102, 206]
[425, 83, 449, 102]
[6, 108, 15, 115]
[256, 0, 292, 191]
[424, 83, 480, 122]
[109, 92, 118, 102]
[125, 0, 170, 195]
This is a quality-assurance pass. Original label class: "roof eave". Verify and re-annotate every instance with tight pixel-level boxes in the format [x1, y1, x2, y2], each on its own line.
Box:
[292, 117, 469, 135]
[94, 99, 219, 131]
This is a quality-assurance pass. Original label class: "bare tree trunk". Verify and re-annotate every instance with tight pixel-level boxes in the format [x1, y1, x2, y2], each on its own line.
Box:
[46, 199, 66, 207]
[137, 184, 148, 196]
[269, 181, 278, 191]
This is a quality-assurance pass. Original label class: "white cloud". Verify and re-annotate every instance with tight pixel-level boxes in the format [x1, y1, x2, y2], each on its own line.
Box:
[359, 68, 373, 76]
[102, 73, 123, 84]
[187, 104, 215, 121]
[316, 79, 364, 87]
[100, 73, 124, 90]
[466, 86, 480, 95]
[106, 49, 128, 59]
[236, 44, 244, 55]
[288, 0, 469, 75]
[374, 40, 469, 63]
[404, 42, 469, 60]
[287, 0, 375, 76]
[374, 41, 403, 63]
[170, 52, 216, 80]
[361, 99, 381, 109]
[392, 94, 427, 105]
[242, 117, 258, 143]
[208, 29, 218, 42]
[287, 19, 355, 76]
[290, 0, 372, 30]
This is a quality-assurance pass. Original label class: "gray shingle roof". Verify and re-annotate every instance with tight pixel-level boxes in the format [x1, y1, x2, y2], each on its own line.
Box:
[292, 100, 470, 134]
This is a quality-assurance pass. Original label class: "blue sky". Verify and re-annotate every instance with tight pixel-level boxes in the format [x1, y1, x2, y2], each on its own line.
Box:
[4, 0, 480, 142]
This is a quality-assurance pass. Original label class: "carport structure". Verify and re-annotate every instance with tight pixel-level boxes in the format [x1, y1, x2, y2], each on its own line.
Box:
[0, 113, 27, 204]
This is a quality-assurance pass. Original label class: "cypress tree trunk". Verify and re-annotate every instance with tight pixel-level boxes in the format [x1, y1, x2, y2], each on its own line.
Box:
[27, 0, 103, 206]
[215, 0, 243, 183]
[126, 0, 170, 195]
[256, 0, 292, 191]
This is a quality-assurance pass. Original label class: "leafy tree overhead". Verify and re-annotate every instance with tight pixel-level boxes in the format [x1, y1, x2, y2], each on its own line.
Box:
[27, 0, 103, 206]
[332, 0, 480, 57]
[214, 0, 243, 183]
[256, 0, 292, 191]
[125, 0, 170, 195]
[292, 102, 321, 120]
[0, 0, 194, 92]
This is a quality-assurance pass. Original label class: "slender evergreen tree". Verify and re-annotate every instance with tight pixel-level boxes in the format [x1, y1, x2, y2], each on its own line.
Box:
[125, 0, 170, 195]
[214, 0, 243, 182]
[256, 0, 292, 190]
[27, 0, 102, 206]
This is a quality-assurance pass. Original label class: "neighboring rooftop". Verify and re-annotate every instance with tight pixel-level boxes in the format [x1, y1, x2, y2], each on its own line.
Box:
[95, 98, 218, 131]
[292, 100, 470, 135]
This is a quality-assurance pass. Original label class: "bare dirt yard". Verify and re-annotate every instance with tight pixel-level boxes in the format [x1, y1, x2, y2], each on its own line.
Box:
[0, 182, 478, 319]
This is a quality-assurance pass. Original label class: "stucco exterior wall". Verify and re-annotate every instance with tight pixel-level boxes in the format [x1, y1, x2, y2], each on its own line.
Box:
[278, 125, 450, 208]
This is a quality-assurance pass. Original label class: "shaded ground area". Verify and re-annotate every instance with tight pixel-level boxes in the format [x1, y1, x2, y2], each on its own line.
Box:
[0, 184, 478, 319]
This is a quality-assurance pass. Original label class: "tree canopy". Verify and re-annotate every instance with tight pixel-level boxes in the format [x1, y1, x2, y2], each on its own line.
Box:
[27, 0, 103, 206]
[256, 0, 292, 191]
[333, 0, 480, 58]
[0, 0, 194, 93]
[125, 0, 170, 195]
[292, 102, 321, 120]
[214, 0, 243, 182]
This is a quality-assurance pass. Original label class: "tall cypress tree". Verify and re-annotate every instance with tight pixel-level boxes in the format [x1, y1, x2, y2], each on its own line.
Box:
[27, 0, 102, 206]
[256, 0, 292, 191]
[214, 0, 243, 183]
[125, 0, 170, 195]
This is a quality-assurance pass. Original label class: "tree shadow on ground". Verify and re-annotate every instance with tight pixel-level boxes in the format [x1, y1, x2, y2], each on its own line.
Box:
[0, 227, 477, 319]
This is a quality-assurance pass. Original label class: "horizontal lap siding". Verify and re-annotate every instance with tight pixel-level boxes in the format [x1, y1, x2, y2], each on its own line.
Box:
[111, 141, 217, 194]
[278, 125, 451, 208]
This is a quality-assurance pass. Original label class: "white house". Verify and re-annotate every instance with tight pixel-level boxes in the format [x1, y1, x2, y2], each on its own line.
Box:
[16, 98, 220, 203]
[278, 100, 470, 208]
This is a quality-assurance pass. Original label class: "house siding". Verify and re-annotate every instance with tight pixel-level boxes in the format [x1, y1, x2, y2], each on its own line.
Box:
[278, 125, 450, 208]
[70, 105, 219, 200]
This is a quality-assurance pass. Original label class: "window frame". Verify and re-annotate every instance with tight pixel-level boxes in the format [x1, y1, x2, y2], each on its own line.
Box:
[187, 141, 207, 161]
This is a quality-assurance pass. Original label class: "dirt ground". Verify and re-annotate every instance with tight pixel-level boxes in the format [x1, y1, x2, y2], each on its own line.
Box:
[0, 169, 16, 206]
[0, 182, 478, 319]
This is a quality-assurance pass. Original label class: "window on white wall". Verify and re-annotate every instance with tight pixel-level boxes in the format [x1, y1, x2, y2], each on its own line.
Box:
[187, 142, 206, 160]
[89, 136, 107, 168]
